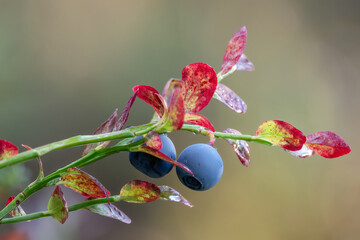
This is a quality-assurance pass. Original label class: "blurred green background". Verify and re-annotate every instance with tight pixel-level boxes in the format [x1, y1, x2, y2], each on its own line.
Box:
[0, 0, 359, 239]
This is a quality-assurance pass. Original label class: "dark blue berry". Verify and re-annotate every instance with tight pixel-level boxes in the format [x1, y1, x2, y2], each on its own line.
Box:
[176, 143, 223, 191]
[129, 134, 176, 178]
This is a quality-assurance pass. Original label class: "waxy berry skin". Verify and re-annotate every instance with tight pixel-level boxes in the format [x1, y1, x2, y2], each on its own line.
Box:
[176, 144, 223, 191]
[129, 134, 176, 178]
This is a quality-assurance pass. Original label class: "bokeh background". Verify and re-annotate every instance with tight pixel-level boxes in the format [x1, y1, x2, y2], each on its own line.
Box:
[0, 0, 359, 239]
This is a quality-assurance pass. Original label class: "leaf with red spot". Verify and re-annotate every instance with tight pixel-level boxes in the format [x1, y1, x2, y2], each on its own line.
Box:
[47, 186, 68, 224]
[184, 113, 215, 132]
[223, 128, 250, 167]
[163, 87, 185, 131]
[114, 89, 138, 131]
[305, 131, 351, 158]
[59, 168, 110, 199]
[134, 146, 193, 176]
[6, 196, 26, 217]
[255, 120, 306, 151]
[133, 85, 166, 117]
[144, 131, 162, 150]
[181, 62, 217, 113]
[82, 109, 118, 157]
[86, 202, 131, 224]
[0, 140, 18, 160]
[236, 54, 254, 71]
[221, 26, 247, 75]
[287, 144, 314, 158]
[120, 180, 161, 203]
[159, 185, 193, 207]
[213, 83, 247, 114]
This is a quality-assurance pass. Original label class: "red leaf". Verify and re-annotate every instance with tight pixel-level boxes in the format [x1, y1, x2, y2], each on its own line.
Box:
[305, 131, 351, 158]
[159, 185, 193, 207]
[255, 120, 306, 151]
[236, 54, 255, 71]
[144, 131, 162, 150]
[86, 202, 131, 224]
[133, 85, 166, 117]
[223, 128, 250, 167]
[82, 109, 118, 157]
[60, 168, 110, 199]
[120, 180, 161, 203]
[164, 87, 185, 131]
[213, 83, 247, 114]
[137, 146, 193, 176]
[184, 113, 215, 132]
[181, 63, 217, 113]
[47, 186, 68, 224]
[114, 89, 138, 131]
[221, 26, 247, 75]
[0, 140, 18, 160]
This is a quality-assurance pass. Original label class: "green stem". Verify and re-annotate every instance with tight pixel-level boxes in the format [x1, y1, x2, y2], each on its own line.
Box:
[0, 144, 132, 220]
[0, 123, 156, 170]
[0, 195, 122, 224]
[180, 124, 272, 146]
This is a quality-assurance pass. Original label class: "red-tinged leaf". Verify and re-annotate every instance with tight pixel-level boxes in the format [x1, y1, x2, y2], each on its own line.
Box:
[184, 113, 215, 132]
[287, 144, 314, 158]
[6, 196, 26, 218]
[255, 120, 306, 151]
[86, 202, 131, 224]
[181, 63, 217, 113]
[47, 186, 68, 224]
[236, 54, 255, 71]
[305, 131, 351, 158]
[223, 128, 250, 167]
[82, 109, 118, 157]
[120, 180, 160, 203]
[114, 90, 138, 131]
[213, 83, 247, 114]
[164, 87, 185, 131]
[59, 168, 110, 199]
[144, 131, 162, 150]
[137, 146, 193, 176]
[158, 185, 193, 207]
[221, 26, 247, 75]
[161, 78, 182, 105]
[0, 140, 18, 160]
[133, 85, 166, 117]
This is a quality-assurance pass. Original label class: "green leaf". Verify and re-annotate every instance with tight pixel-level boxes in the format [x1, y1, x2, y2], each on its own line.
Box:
[255, 120, 306, 151]
[47, 186, 68, 224]
[120, 180, 161, 203]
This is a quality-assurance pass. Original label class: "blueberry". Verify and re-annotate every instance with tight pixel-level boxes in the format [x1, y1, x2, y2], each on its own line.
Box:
[129, 134, 176, 178]
[176, 144, 223, 191]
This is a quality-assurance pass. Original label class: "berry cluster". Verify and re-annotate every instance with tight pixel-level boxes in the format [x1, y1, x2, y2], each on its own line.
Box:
[0, 26, 351, 225]
[129, 135, 224, 191]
